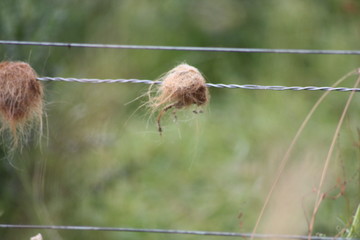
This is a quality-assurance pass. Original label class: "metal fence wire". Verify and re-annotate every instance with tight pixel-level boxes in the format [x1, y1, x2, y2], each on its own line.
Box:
[1, 39, 360, 240]
[0, 224, 359, 240]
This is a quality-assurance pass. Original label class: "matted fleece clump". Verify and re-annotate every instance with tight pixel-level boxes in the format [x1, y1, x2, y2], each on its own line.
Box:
[149, 63, 209, 134]
[0, 61, 43, 145]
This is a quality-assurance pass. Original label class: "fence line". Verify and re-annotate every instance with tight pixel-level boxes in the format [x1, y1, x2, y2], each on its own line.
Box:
[0, 224, 357, 240]
[2, 40, 360, 55]
[37, 77, 360, 93]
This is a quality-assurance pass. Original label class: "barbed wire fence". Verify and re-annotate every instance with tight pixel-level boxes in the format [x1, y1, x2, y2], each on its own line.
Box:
[1, 40, 360, 239]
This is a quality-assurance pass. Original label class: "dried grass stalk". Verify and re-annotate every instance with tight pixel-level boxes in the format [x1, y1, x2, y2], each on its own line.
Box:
[0, 61, 43, 145]
[150, 63, 209, 134]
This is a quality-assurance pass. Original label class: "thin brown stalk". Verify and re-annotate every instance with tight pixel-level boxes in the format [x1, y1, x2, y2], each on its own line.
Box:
[308, 73, 360, 239]
[251, 70, 357, 238]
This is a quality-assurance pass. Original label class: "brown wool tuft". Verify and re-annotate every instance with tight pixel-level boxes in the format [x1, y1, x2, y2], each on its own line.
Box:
[150, 63, 209, 134]
[0, 61, 43, 145]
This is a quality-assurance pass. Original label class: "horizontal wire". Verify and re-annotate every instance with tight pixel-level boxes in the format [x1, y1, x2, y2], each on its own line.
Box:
[37, 77, 360, 93]
[37, 77, 162, 85]
[0, 224, 357, 240]
[2, 40, 360, 55]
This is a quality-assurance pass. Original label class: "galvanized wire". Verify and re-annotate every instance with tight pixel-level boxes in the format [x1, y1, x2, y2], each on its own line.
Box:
[2, 40, 360, 55]
[0, 224, 357, 240]
[37, 77, 161, 85]
[37, 77, 360, 93]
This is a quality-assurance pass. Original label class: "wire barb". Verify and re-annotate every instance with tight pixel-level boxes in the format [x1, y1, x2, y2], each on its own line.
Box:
[1, 40, 360, 55]
[37, 77, 360, 93]
[0, 224, 358, 240]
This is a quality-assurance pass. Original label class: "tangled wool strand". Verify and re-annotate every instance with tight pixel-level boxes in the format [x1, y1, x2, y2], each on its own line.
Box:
[149, 64, 209, 134]
[0, 61, 43, 145]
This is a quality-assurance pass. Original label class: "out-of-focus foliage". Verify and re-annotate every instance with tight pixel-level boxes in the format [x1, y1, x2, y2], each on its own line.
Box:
[1, 0, 360, 239]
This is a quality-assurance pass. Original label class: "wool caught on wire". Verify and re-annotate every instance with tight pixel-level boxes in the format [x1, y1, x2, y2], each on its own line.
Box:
[0, 61, 43, 146]
[148, 63, 209, 134]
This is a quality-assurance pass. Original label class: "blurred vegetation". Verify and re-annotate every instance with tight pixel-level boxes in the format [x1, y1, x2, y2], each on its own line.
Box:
[1, 0, 360, 239]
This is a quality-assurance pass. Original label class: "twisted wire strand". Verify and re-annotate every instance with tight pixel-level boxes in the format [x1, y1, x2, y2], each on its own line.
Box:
[37, 77, 162, 85]
[0, 224, 357, 240]
[37, 77, 360, 93]
[1, 40, 360, 55]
